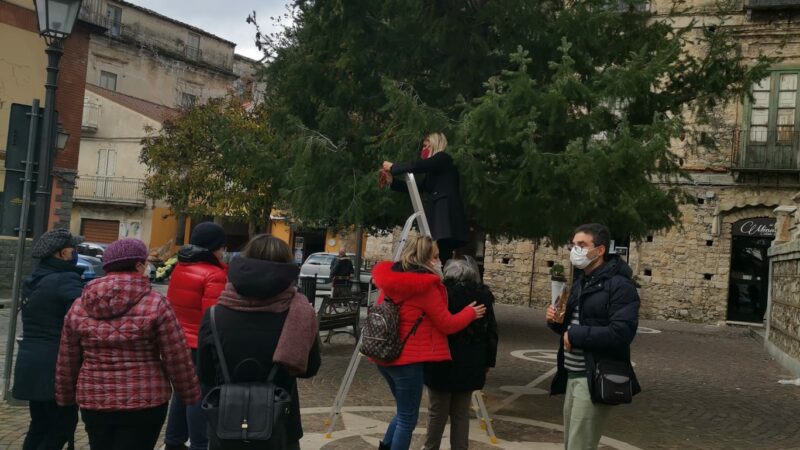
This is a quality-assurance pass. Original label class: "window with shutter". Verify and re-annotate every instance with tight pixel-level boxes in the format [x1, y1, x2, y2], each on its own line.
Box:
[741, 71, 800, 171]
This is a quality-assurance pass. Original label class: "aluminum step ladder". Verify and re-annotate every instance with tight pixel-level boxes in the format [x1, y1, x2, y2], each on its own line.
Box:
[323, 173, 497, 445]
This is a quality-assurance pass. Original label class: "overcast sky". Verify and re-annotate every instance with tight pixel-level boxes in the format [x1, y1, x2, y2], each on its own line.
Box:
[127, 0, 291, 60]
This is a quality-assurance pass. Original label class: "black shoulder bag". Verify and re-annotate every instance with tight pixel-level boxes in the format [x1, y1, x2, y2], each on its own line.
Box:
[591, 280, 635, 405]
[201, 306, 293, 449]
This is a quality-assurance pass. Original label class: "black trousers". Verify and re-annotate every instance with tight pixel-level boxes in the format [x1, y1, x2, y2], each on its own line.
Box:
[81, 404, 168, 450]
[23, 400, 78, 450]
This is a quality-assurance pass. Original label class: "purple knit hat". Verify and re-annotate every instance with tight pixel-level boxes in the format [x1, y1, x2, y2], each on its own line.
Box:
[102, 239, 148, 271]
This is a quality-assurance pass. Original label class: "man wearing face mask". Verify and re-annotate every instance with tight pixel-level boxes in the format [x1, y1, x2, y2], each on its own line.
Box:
[13, 228, 85, 450]
[546, 223, 641, 450]
[381, 132, 469, 266]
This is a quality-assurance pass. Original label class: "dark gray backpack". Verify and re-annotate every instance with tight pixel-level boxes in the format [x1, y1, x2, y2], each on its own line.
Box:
[361, 296, 424, 362]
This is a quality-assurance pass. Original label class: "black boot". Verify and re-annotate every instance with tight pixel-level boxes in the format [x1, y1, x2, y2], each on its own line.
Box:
[378, 441, 390, 450]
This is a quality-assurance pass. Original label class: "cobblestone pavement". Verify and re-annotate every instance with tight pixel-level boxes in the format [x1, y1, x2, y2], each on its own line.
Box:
[2, 303, 800, 449]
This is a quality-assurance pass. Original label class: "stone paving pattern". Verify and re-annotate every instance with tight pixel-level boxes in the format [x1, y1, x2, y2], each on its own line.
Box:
[2, 304, 800, 449]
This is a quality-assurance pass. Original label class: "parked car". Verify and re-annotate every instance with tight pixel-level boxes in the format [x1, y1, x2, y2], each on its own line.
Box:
[77, 254, 105, 281]
[299, 252, 372, 293]
[76, 242, 108, 260]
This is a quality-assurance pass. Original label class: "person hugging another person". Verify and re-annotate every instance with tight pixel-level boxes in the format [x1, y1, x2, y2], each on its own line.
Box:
[370, 235, 486, 450]
[423, 256, 498, 450]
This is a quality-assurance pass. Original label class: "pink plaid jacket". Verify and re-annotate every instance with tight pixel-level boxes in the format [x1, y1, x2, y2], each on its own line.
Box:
[55, 273, 201, 411]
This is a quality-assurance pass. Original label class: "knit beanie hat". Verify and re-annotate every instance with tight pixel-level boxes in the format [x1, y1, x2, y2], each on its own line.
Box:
[190, 222, 226, 251]
[102, 239, 148, 271]
[31, 229, 84, 259]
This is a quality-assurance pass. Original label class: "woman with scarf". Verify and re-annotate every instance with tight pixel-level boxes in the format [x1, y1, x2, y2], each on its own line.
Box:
[196, 234, 321, 450]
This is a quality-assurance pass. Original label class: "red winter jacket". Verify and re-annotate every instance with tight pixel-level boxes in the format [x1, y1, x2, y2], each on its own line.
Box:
[55, 273, 201, 411]
[167, 246, 228, 348]
[371, 261, 476, 367]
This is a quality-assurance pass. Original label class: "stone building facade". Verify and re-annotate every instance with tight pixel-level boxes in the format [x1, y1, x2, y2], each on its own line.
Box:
[69, 0, 262, 249]
[765, 197, 800, 375]
[366, 0, 800, 325]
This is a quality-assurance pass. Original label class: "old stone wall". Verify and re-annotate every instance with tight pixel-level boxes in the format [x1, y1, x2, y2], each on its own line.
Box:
[365, 182, 793, 324]
[768, 240, 800, 363]
[480, 184, 794, 323]
[0, 236, 34, 294]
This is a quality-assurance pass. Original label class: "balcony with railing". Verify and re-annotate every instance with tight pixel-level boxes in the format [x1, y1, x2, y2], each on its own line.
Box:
[74, 176, 147, 206]
[732, 129, 800, 172]
[745, 0, 800, 9]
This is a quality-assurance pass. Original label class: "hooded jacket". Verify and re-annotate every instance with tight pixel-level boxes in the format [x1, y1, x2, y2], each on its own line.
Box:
[197, 257, 321, 445]
[167, 245, 228, 348]
[370, 261, 476, 367]
[548, 255, 641, 400]
[55, 273, 201, 411]
[12, 257, 84, 401]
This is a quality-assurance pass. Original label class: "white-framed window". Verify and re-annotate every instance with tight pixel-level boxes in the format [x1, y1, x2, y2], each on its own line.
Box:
[96, 149, 117, 177]
[99, 70, 117, 91]
[106, 4, 122, 37]
[186, 33, 201, 60]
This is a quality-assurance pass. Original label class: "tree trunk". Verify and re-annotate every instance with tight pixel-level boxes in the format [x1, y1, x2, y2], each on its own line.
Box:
[175, 214, 187, 246]
[353, 225, 364, 293]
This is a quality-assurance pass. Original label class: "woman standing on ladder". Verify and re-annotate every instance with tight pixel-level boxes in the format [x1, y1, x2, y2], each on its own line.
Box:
[382, 132, 469, 265]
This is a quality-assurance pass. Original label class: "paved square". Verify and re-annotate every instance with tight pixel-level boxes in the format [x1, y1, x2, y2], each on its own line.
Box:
[2, 303, 799, 449]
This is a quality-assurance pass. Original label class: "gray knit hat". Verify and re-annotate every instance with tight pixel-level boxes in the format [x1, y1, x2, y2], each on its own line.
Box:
[31, 229, 84, 259]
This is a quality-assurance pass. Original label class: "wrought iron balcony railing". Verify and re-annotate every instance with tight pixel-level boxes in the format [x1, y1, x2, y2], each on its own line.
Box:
[745, 0, 800, 9]
[732, 128, 800, 172]
[74, 176, 147, 206]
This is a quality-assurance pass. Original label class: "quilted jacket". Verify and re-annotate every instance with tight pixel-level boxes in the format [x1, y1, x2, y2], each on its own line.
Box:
[55, 273, 201, 411]
[12, 257, 84, 401]
[166, 245, 227, 348]
[370, 261, 476, 367]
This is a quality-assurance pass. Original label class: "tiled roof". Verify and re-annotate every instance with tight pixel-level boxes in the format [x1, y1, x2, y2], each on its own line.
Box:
[86, 84, 177, 123]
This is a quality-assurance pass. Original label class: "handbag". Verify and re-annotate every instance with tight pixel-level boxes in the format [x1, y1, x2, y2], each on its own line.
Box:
[593, 359, 633, 405]
[201, 306, 292, 449]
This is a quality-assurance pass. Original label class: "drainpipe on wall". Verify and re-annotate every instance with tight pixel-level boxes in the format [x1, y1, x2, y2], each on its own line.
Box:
[765, 258, 773, 342]
[527, 243, 537, 308]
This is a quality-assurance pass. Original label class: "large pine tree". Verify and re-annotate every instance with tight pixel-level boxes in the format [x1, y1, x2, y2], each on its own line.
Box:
[256, 0, 769, 242]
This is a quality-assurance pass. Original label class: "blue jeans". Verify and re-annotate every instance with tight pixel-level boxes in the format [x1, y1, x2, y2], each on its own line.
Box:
[377, 363, 424, 450]
[165, 348, 208, 450]
[164, 388, 208, 450]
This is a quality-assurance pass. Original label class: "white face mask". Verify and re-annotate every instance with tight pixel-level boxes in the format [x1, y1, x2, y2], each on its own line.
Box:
[142, 263, 152, 278]
[570, 246, 598, 270]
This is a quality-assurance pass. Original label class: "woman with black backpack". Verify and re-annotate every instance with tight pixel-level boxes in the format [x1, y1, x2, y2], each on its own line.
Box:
[370, 235, 486, 450]
[196, 235, 321, 450]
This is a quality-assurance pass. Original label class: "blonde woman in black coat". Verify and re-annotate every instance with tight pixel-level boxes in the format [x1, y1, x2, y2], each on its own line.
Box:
[423, 256, 498, 450]
[382, 132, 469, 265]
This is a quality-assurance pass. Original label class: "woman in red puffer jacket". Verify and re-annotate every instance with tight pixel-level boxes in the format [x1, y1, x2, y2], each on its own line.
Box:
[163, 222, 227, 450]
[371, 235, 486, 450]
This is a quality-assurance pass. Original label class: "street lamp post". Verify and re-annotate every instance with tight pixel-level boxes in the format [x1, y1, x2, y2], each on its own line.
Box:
[1, 0, 83, 403]
[31, 0, 83, 239]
